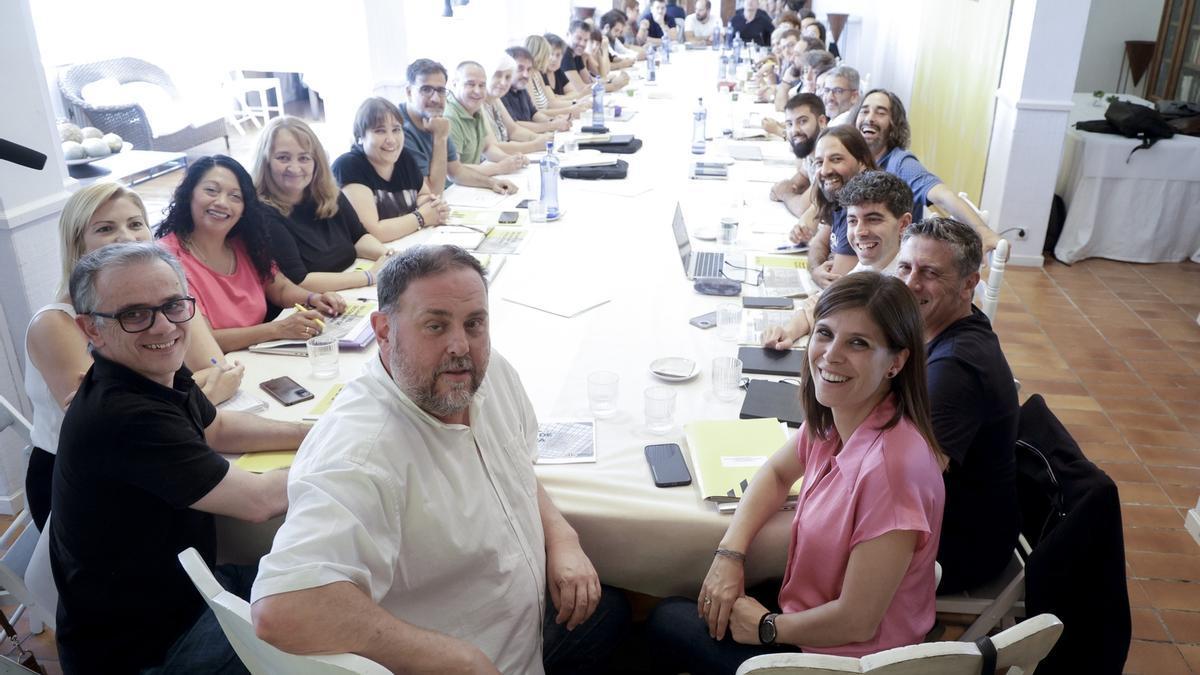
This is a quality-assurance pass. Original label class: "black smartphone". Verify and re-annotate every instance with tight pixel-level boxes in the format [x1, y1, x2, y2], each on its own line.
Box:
[645, 443, 692, 487]
[743, 296, 794, 310]
[259, 376, 315, 406]
[689, 311, 717, 329]
[498, 211, 519, 224]
[516, 199, 533, 209]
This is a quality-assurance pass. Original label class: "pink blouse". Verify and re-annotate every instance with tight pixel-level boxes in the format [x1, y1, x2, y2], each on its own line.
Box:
[778, 395, 945, 657]
[158, 233, 271, 330]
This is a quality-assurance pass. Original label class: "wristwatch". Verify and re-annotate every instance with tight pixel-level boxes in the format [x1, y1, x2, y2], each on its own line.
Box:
[758, 612, 778, 646]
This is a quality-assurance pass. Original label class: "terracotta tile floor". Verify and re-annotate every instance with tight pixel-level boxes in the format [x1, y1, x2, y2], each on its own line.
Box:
[0, 257, 1196, 673]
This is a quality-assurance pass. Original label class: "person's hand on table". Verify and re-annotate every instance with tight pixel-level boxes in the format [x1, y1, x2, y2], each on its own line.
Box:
[546, 538, 601, 630]
[487, 178, 518, 195]
[419, 198, 451, 227]
[495, 154, 528, 174]
[730, 596, 771, 645]
[193, 362, 245, 404]
[551, 115, 572, 132]
[698, 552, 746, 639]
[789, 220, 814, 244]
[276, 310, 326, 340]
[761, 118, 784, 138]
[309, 292, 346, 316]
[811, 259, 842, 288]
[762, 325, 799, 351]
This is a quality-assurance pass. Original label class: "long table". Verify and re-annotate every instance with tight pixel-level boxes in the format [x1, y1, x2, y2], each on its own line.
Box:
[218, 48, 809, 599]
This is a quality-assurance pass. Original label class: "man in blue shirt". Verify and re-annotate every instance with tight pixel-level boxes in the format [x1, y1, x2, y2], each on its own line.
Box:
[730, 0, 774, 46]
[856, 89, 999, 252]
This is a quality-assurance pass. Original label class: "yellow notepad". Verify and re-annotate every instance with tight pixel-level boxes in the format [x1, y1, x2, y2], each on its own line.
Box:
[754, 254, 809, 270]
[683, 418, 795, 502]
[234, 451, 296, 473]
[302, 383, 345, 422]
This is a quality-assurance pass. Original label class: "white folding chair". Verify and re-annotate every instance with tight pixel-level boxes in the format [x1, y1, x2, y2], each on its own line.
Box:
[224, 72, 285, 135]
[993, 613, 1064, 675]
[0, 511, 51, 634]
[24, 513, 57, 632]
[0, 394, 31, 446]
[176, 548, 390, 675]
[955, 191, 1008, 322]
[936, 536, 1032, 642]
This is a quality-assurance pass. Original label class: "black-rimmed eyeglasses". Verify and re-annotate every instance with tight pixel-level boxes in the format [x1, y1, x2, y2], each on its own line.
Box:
[418, 85, 448, 97]
[90, 297, 197, 333]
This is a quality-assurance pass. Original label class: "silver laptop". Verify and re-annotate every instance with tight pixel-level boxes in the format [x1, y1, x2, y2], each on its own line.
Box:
[671, 203, 748, 281]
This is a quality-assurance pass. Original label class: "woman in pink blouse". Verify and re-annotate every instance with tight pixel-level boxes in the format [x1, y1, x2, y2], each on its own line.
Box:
[648, 272, 947, 673]
[157, 155, 346, 352]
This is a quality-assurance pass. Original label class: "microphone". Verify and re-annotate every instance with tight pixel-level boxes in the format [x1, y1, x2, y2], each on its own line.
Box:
[0, 138, 48, 170]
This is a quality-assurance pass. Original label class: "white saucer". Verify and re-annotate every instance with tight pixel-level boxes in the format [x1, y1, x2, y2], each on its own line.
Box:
[694, 228, 718, 241]
[649, 357, 699, 382]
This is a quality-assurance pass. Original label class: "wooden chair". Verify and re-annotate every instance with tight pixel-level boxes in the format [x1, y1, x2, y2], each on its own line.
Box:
[176, 548, 391, 675]
[735, 613, 1063, 675]
[936, 540, 1030, 642]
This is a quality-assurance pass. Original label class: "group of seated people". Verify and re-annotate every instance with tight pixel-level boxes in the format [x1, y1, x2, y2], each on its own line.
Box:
[26, 4, 1024, 674]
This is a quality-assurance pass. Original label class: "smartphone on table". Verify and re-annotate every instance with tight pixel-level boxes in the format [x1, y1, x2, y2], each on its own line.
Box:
[259, 376, 314, 406]
[498, 211, 520, 224]
[645, 443, 692, 487]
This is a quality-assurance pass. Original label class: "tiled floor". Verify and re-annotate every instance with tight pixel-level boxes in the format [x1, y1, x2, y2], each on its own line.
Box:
[1, 256, 1197, 673]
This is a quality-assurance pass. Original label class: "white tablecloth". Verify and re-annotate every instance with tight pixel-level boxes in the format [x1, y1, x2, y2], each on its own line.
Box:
[218, 50, 807, 599]
[1054, 92, 1200, 264]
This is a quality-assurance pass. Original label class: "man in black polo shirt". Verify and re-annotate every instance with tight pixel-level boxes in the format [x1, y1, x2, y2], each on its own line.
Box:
[501, 46, 572, 134]
[51, 243, 308, 674]
[556, 20, 629, 95]
[730, 0, 775, 46]
[896, 218, 1020, 594]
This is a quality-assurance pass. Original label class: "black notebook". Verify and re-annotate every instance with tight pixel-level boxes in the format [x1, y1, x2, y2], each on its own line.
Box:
[579, 134, 634, 145]
[739, 380, 805, 427]
[738, 346, 806, 376]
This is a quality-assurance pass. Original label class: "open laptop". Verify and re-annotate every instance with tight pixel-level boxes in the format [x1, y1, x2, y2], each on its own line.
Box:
[670, 203, 751, 282]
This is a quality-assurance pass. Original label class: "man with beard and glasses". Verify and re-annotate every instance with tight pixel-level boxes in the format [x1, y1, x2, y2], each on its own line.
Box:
[857, 89, 999, 252]
[820, 65, 861, 128]
[790, 125, 877, 288]
[767, 93, 828, 218]
[251, 245, 630, 675]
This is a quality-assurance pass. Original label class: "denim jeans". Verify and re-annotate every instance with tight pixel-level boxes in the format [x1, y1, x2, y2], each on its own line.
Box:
[543, 583, 632, 675]
[141, 563, 258, 675]
[645, 583, 798, 675]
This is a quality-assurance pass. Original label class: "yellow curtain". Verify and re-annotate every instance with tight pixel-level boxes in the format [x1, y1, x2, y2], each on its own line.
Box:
[908, 0, 1013, 204]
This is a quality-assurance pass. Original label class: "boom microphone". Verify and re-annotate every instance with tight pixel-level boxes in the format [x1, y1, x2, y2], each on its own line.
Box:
[0, 138, 48, 170]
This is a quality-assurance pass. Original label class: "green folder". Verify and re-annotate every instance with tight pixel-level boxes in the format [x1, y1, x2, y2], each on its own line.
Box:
[683, 417, 797, 502]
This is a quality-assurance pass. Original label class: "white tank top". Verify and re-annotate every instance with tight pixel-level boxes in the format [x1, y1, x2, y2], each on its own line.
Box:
[24, 303, 78, 455]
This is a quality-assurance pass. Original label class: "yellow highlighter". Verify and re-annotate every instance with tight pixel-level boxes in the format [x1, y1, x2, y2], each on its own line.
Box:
[293, 303, 326, 331]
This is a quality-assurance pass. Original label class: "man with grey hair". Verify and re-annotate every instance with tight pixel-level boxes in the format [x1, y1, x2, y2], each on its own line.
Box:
[896, 218, 1019, 594]
[251, 245, 629, 674]
[446, 60, 529, 176]
[51, 242, 306, 673]
[820, 65, 861, 127]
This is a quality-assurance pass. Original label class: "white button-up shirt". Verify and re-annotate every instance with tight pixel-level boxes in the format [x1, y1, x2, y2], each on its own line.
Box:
[253, 352, 547, 674]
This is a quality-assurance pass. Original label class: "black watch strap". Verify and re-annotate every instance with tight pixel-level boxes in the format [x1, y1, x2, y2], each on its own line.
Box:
[758, 612, 778, 645]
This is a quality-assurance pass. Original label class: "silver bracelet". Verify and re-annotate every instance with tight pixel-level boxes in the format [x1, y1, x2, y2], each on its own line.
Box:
[715, 548, 746, 563]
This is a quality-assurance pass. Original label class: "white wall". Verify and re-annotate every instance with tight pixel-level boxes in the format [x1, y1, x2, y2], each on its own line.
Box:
[1074, 0, 1164, 97]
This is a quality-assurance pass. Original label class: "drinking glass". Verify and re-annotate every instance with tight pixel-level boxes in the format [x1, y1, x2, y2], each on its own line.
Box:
[587, 370, 619, 418]
[717, 303, 741, 342]
[711, 357, 743, 402]
[306, 335, 340, 379]
[644, 386, 676, 434]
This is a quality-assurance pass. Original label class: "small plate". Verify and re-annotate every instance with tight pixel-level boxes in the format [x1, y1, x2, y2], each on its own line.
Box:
[649, 357, 699, 382]
[695, 228, 718, 241]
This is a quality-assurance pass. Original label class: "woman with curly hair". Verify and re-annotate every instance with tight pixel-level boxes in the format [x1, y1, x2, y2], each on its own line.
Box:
[156, 155, 346, 353]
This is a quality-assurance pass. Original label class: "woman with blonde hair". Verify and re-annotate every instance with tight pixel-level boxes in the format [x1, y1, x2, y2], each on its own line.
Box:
[481, 53, 555, 155]
[252, 116, 393, 291]
[23, 183, 243, 531]
[525, 35, 589, 118]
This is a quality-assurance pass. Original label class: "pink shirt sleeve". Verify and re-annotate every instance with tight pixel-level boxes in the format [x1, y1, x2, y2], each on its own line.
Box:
[849, 426, 940, 551]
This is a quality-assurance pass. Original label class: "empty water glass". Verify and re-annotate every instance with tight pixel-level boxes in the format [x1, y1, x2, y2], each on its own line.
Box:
[717, 303, 741, 341]
[307, 335, 339, 379]
[587, 371, 619, 418]
[644, 386, 677, 434]
[711, 357, 743, 402]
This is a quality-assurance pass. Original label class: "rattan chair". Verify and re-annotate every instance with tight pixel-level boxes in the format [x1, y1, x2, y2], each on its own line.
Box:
[58, 57, 229, 153]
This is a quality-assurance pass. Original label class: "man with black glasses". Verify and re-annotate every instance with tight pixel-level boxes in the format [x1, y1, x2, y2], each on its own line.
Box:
[50, 242, 308, 674]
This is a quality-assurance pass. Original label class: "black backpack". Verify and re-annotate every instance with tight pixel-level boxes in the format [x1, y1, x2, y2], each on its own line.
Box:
[1075, 100, 1175, 160]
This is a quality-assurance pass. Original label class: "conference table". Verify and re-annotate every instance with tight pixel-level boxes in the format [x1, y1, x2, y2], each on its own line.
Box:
[1053, 92, 1200, 264]
[216, 47, 809, 600]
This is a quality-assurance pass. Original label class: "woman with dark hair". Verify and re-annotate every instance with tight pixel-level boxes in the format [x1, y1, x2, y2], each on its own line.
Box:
[332, 97, 448, 243]
[647, 272, 946, 674]
[157, 155, 346, 353]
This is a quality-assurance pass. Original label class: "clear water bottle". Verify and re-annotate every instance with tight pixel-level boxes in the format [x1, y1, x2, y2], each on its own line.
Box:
[647, 46, 657, 82]
[733, 35, 743, 65]
[540, 141, 560, 220]
[711, 26, 719, 50]
[725, 22, 734, 48]
[718, 54, 727, 80]
[663, 33, 672, 63]
[691, 98, 707, 155]
[591, 79, 604, 127]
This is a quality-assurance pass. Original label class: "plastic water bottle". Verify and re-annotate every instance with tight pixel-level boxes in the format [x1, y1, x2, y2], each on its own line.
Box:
[540, 141, 560, 220]
[733, 35, 743, 65]
[726, 21, 734, 48]
[718, 54, 729, 81]
[711, 26, 719, 50]
[591, 79, 604, 127]
[691, 98, 707, 155]
[647, 46, 657, 82]
[663, 33, 672, 63]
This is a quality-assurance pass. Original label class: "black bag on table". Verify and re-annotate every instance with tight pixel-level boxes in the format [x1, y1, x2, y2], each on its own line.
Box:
[1074, 100, 1175, 161]
[560, 159, 629, 180]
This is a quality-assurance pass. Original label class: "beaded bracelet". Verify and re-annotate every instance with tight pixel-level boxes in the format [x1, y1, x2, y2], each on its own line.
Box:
[414, 210, 426, 229]
[715, 548, 746, 563]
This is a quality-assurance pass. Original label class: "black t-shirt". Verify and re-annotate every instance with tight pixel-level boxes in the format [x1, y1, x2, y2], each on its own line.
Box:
[554, 51, 585, 95]
[50, 352, 229, 673]
[640, 11, 677, 39]
[730, 9, 774, 46]
[502, 87, 537, 122]
[265, 193, 369, 284]
[331, 145, 423, 221]
[928, 307, 1021, 593]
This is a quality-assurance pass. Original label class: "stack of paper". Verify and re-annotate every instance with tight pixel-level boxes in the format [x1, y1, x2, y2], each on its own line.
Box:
[216, 390, 267, 414]
[683, 417, 796, 507]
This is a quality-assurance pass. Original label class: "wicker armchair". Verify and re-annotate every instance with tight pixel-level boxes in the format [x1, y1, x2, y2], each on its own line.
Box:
[58, 57, 229, 153]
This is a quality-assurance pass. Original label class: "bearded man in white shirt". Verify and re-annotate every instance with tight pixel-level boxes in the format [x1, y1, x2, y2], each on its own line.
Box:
[251, 245, 630, 674]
